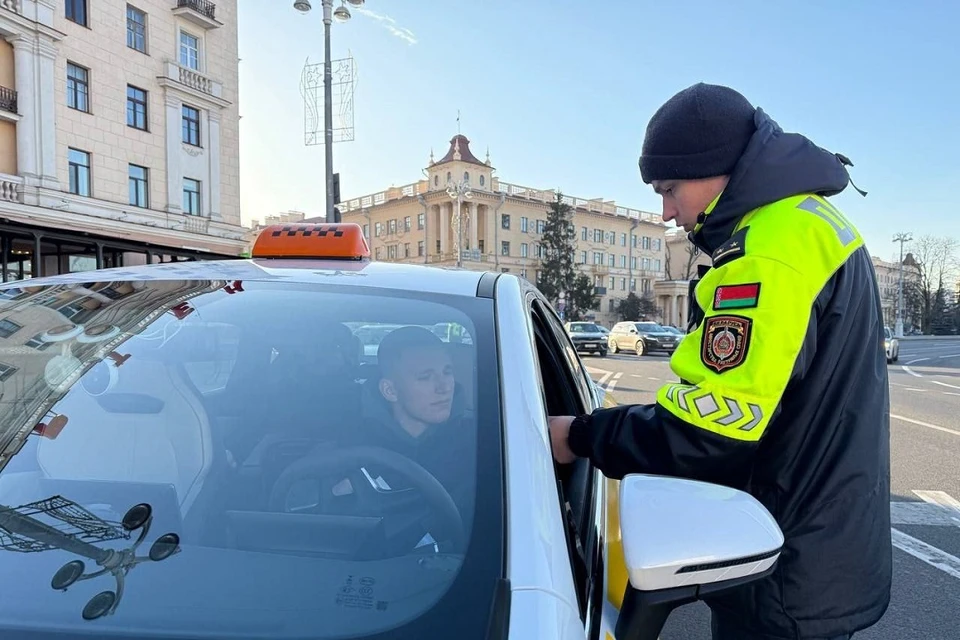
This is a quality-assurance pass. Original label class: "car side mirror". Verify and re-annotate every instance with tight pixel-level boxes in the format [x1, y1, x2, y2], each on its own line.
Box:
[614, 474, 783, 640]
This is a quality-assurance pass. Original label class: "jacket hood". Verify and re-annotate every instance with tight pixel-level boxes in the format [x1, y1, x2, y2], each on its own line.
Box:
[691, 108, 853, 254]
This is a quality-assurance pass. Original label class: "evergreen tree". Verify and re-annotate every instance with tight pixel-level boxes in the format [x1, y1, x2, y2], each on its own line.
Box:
[567, 273, 599, 321]
[537, 191, 577, 305]
[616, 291, 660, 321]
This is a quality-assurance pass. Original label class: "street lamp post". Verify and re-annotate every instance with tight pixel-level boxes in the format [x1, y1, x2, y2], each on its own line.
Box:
[893, 232, 912, 338]
[446, 179, 473, 267]
[558, 291, 566, 321]
[293, 0, 365, 224]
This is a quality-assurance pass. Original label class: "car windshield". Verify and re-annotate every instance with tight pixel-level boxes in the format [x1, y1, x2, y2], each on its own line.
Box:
[568, 322, 600, 333]
[0, 278, 502, 639]
[635, 322, 663, 332]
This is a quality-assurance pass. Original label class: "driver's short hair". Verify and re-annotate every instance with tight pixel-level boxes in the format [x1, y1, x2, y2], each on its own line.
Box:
[377, 326, 446, 379]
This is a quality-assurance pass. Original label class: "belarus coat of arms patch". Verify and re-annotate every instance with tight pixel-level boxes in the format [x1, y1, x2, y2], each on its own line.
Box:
[701, 315, 752, 373]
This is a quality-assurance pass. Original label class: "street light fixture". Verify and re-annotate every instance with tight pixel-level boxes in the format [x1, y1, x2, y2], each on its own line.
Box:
[446, 179, 473, 268]
[293, 0, 368, 223]
[893, 232, 912, 338]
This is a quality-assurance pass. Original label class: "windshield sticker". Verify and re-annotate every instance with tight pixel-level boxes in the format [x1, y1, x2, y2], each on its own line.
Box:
[335, 575, 387, 612]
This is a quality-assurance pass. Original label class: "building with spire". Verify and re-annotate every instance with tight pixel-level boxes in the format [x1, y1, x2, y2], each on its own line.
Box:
[340, 134, 687, 326]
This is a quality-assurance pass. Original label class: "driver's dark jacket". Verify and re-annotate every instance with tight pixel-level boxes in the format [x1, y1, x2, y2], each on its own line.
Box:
[335, 380, 476, 537]
[568, 109, 891, 638]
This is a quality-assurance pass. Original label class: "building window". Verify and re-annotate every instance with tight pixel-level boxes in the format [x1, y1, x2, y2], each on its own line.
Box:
[620, 255, 627, 268]
[66, 63, 89, 112]
[581, 227, 587, 241]
[375, 247, 382, 260]
[435, 240, 441, 254]
[631, 257, 637, 270]
[631, 235, 638, 248]
[520, 268, 527, 279]
[501, 214, 510, 229]
[404, 216, 411, 232]
[536, 219, 545, 234]
[182, 105, 201, 146]
[126, 5, 147, 52]
[642, 236, 651, 250]
[464, 171, 469, 182]
[66, 0, 87, 26]
[630, 278, 636, 291]
[609, 276, 615, 290]
[654, 259, 661, 271]
[418, 241, 424, 256]
[593, 252, 603, 265]
[128, 164, 149, 208]
[642, 257, 651, 270]
[362, 224, 369, 237]
[536, 244, 544, 259]
[620, 277, 626, 291]
[404, 243, 411, 258]
[642, 279, 651, 292]
[0, 363, 17, 382]
[0, 319, 21, 339]
[126, 85, 148, 130]
[620, 233, 627, 247]
[182, 178, 201, 215]
[179, 31, 200, 70]
[417, 213, 425, 229]
[388, 219, 396, 234]
[501, 241, 510, 256]
[593, 229, 602, 243]
[653, 238, 662, 251]
[520, 217, 528, 233]
[580, 251, 587, 264]
[68, 148, 91, 196]
[479, 239, 485, 253]
[375, 222, 384, 237]
[608, 232, 616, 246]
[479, 175, 485, 186]
[387, 245, 397, 260]
[520, 243, 528, 258]
[608, 254, 615, 267]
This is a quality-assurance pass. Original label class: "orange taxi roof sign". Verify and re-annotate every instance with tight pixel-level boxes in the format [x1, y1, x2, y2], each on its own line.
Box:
[252, 223, 370, 260]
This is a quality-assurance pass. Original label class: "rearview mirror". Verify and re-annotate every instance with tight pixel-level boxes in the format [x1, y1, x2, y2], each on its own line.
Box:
[614, 474, 783, 640]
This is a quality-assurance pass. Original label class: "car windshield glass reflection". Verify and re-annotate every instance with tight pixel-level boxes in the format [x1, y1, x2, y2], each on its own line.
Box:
[0, 279, 500, 639]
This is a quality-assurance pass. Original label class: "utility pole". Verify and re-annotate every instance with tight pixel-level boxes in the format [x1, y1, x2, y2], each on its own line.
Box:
[893, 232, 912, 338]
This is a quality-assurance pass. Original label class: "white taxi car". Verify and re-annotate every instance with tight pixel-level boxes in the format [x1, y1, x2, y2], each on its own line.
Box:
[0, 223, 783, 639]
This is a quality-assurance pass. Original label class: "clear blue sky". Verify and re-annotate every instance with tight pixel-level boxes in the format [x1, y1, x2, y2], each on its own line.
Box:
[237, 0, 959, 261]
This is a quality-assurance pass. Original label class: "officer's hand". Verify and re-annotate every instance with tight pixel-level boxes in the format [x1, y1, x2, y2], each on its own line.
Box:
[548, 416, 577, 464]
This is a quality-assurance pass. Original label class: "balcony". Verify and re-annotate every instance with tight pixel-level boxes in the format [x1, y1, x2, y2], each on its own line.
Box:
[0, 173, 23, 204]
[172, 0, 221, 29]
[0, 86, 17, 120]
[0, 0, 20, 15]
[159, 61, 228, 106]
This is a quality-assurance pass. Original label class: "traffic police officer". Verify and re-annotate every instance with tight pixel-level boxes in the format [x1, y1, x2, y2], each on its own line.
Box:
[549, 83, 892, 640]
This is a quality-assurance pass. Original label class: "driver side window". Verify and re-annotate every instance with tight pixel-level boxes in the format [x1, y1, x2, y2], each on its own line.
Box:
[527, 296, 603, 633]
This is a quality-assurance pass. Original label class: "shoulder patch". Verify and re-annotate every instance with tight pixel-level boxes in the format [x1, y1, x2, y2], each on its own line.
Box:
[713, 282, 761, 310]
[712, 227, 749, 268]
[701, 315, 752, 373]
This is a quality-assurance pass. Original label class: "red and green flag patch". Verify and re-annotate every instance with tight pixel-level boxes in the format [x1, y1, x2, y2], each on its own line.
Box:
[713, 283, 760, 310]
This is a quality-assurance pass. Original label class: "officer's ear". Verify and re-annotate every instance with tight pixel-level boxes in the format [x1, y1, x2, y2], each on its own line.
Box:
[379, 377, 399, 403]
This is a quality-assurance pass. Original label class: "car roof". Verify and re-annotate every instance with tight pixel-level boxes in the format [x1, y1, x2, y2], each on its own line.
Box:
[4, 258, 491, 298]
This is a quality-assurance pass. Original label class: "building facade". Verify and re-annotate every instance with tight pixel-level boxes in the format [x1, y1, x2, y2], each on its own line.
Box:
[0, 0, 245, 282]
[338, 134, 669, 326]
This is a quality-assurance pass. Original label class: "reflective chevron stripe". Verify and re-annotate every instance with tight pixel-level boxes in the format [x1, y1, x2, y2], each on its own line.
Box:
[660, 384, 767, 440]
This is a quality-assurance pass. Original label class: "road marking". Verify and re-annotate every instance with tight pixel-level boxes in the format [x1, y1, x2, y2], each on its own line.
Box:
[891, 501, 960, 526]
[913, 491, 960, 522]
[891, 414, 960, 437]
[891, 528, 960, 580]
[905, 388, 925, 392]
[936, 353, 960, 359]
[606, 372, 623, 394]
[945, 392, 960, 397]
[596, 371, 613, 386]
[932, 380, 960, 390]
[648, 376, 660, 381]
[907, 358, 931, 364]
[902, 365, 924, 378]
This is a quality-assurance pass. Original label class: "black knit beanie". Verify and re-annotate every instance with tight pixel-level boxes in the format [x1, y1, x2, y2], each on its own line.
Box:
[639, 83, 758, 183]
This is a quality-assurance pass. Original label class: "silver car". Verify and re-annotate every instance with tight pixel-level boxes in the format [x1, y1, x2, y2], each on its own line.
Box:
[884, 326, 900, 363]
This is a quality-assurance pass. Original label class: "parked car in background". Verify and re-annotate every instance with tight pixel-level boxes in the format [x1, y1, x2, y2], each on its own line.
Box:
[884, 326, 900, 363]
[608, 321, 680, 356]
[564, 322, 608, 357]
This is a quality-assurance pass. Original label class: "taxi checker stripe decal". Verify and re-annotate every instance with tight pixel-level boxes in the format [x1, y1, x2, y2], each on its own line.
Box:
[271, 225, 344, 238]
[665, 385, 764, 432]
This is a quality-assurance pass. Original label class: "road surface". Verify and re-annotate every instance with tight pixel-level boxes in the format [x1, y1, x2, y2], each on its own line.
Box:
[583, 336, 960, 640]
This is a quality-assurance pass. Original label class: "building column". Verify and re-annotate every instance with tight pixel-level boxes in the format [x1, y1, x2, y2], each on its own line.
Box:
[164, 95, 182, 213]
[676, 294, 686, 328]
[207, 109, 222, 221]
[468, 201, 478, 251]
[485, 204, 496, 255]
[10, 37, 39, 184]
[36, 36, 57, 188]
[439, 202, 449, 255]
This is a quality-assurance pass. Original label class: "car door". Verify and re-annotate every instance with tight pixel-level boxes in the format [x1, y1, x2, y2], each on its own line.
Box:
[524, 290, 609, 639]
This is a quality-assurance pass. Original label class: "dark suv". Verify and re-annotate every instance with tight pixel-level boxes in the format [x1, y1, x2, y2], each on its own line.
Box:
[564, 322, 608, 357]
[608, 321, 679, 356]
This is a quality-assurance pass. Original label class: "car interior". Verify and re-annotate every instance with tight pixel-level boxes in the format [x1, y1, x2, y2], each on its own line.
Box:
[1, 306, 481, 565]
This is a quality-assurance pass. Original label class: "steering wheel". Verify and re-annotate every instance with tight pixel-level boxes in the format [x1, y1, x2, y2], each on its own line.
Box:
[268, 446, 465, 550]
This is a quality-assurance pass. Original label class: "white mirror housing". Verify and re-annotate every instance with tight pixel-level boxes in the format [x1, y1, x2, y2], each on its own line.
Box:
[613, 474, 784, 640]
